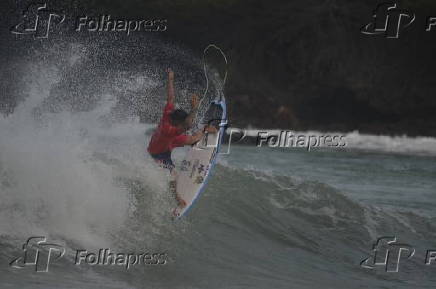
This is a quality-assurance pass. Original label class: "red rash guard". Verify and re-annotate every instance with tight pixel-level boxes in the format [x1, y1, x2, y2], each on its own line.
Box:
[147, 102, 188, 155]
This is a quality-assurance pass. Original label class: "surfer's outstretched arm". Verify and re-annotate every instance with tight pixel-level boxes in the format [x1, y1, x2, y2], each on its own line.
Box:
[166, 68, 175, 104]
[184, 94, 199, 128]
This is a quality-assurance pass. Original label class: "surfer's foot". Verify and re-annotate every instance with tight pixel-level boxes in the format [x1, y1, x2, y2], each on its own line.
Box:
[176, 195, 187, 208]
[172, 208, 181, 218]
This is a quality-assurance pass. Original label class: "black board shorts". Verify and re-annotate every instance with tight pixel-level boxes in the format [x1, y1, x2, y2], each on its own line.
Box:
[150, 151, 175, 171]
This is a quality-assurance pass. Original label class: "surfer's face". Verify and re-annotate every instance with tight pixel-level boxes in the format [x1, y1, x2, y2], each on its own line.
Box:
[170, 119, 187, 131]
[177, 120, 191, 132]
[183, 119, 193, 130]
[170, 109, 189, 130]
[176, 123, 187, 131]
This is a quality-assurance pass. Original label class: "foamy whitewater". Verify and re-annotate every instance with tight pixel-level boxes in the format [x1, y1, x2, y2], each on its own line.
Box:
[0, 38, 435, 289]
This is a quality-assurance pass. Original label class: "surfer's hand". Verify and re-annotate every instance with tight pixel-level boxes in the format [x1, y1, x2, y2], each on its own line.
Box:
[167, 68, 174, 81]
[191, 94, 199, 110]
[204, 125, 217, 134]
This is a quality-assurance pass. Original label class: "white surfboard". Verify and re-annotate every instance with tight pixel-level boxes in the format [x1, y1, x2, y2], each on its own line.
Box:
[172, 100, 227, 218]
[172, 44, 228, 219]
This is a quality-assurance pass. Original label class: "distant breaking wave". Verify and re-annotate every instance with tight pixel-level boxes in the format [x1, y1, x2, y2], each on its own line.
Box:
[236, 129, 436, 156]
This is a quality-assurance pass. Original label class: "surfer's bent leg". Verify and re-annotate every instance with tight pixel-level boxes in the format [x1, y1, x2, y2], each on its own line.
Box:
[150, 151, 186, 208]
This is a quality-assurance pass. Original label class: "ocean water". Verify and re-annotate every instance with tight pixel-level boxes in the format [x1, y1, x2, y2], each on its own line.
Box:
[1, 92, 436, 288]
[1, 38, 436, 289]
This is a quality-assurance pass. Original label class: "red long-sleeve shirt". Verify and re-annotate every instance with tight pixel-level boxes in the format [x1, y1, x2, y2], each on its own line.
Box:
[147, 102, 188, 154]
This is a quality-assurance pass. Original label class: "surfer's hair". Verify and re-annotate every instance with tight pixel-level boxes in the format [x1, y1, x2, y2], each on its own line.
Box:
[170, 109, 189, 125]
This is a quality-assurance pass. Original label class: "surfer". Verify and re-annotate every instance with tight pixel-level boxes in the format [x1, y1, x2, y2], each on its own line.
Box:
[147, 68, 216, 208]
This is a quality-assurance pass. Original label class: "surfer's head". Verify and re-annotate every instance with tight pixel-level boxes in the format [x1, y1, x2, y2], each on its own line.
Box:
[170, 109, 189, 128]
